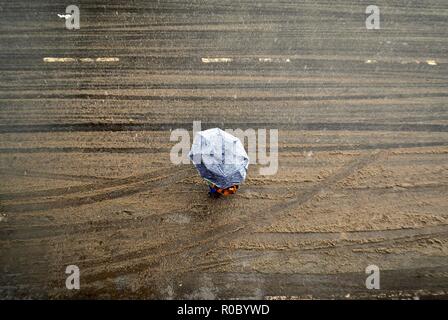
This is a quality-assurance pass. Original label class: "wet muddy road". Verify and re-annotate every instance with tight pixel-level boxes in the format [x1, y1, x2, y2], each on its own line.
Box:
[0, 0, 447, 299]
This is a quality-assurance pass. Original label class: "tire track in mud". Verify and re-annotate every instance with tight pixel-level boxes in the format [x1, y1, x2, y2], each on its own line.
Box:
[150, 227, 448, 278]
[226, 226, 448, 255]
[245, 224, 448, 243]
[1, 166, 195, 213]
[2, 92, 448, 102]
[0, 209, 193, 241]
[1, 122, 448, 134]
[174, 267, 448, 299]
[0, 141, 447, 155]
[8, 181, 446, 241]
[86, 150, 448, 281]
[0, 166, 188, 201]
[18, 224, 448, 294]
[3, 82, 448, 91]
[79, 152, 387, 282]
[0, 168, 113, 183]
[240, 183, 448, 199]
[180, 228, 448, 277]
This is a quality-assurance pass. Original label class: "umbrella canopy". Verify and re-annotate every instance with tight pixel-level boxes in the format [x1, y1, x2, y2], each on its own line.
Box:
[189, 128, 249, 189]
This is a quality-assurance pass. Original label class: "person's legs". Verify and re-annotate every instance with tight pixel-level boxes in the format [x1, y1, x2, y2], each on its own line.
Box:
[208, 185, 220, 198]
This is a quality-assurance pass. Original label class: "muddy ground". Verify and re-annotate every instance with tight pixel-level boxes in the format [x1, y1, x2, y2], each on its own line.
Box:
[0, 0, 447, 299]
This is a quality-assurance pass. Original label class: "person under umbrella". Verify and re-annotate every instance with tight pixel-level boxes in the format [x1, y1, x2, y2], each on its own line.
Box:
[189, 128, 249, 197]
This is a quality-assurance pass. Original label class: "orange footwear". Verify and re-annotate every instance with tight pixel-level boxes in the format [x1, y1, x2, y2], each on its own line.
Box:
[209, 183, 239, 196]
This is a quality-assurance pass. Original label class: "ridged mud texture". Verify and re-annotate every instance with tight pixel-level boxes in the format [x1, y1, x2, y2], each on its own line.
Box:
[0, 0, 447, 299]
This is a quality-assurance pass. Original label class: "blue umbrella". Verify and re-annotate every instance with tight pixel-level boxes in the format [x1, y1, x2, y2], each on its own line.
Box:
[189, 128, 249, 189]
